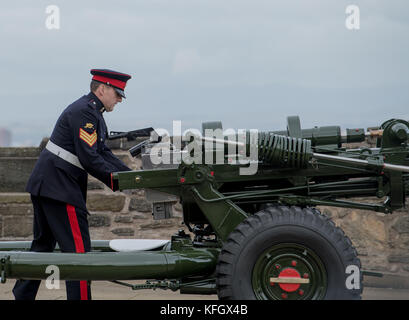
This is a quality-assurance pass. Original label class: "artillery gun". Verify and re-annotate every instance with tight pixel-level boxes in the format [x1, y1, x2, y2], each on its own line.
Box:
[1, 116, 409, 300]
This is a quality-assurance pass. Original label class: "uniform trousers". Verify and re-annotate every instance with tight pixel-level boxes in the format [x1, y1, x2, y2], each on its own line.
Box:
[12, 195, 92, 300]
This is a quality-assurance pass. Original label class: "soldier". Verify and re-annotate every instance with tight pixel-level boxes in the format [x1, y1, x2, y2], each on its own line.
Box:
[12, 69, 132, 300]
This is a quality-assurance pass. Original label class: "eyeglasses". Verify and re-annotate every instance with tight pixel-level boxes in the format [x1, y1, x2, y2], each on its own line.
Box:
[113, 88, 122, 99]
[105, 84, 122, 98]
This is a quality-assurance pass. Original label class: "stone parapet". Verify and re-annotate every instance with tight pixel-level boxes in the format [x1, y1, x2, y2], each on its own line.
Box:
[318, 201, 409, 275]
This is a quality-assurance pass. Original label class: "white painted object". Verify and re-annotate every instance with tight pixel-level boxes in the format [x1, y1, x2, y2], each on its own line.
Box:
[109, 239, 170, 252]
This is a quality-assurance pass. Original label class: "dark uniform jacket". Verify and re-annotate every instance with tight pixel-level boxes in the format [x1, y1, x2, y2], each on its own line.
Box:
[26, 92, 130, 211]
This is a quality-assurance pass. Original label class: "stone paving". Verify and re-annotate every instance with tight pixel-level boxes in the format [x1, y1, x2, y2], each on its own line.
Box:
[1, 279, 408, 300]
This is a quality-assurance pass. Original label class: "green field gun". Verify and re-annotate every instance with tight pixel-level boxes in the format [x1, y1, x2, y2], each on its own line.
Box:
[1, 116, 409, 300]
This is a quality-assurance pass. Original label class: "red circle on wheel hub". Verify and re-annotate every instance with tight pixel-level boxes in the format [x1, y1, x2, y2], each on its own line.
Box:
[278, 268, 301, 292]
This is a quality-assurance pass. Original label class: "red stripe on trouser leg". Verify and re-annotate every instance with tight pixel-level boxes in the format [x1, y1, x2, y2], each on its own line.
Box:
[80, 281, 88, 300]
[66, 204, 87, 300]
[66, 204, 85, 253]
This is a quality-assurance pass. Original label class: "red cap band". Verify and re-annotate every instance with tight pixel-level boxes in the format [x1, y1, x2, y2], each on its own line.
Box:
[92, 75, 126, 90]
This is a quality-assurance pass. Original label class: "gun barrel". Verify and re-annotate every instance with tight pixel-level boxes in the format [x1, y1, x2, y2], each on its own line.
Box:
[0, 248, 217, 281]
[312, 152, 409, 173]
[383, 163, 409, 173]
[202, 136, 244, 147]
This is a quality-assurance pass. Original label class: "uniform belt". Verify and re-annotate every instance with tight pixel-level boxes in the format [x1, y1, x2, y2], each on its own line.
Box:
[45, 140, 85, 170]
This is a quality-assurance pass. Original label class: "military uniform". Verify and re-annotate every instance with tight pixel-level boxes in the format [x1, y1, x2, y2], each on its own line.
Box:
[13, 69, 132, 300]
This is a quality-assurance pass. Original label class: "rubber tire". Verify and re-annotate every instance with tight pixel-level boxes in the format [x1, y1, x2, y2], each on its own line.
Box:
[216, 206, 362, 300]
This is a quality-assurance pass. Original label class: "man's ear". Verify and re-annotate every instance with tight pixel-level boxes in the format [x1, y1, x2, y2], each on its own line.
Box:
[98, 84, 106, 96]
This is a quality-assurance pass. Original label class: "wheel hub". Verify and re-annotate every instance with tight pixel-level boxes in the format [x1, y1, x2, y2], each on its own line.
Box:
[277, 268, 301, 292]
[252, 243, 327, 300]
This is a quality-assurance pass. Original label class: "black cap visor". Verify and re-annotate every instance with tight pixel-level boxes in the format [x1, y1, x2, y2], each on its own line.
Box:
[114, 87, 126, 99]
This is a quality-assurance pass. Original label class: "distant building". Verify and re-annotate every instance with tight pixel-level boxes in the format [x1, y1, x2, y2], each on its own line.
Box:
[0, 128, 12, 147]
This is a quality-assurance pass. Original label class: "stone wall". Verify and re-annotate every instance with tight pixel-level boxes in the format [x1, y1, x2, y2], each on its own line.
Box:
[318, 204, 409, 274]
[0, 139, 408, 279]
[0, 141, 187, 242]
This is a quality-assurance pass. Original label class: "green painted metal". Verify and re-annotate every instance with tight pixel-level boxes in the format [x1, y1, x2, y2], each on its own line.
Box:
[190, 181, 249, 241]
[0, 246, 218, 281]
[2, 116, 409, 299]
[114, 168, 180, 192]
[110, 116, 409, 243]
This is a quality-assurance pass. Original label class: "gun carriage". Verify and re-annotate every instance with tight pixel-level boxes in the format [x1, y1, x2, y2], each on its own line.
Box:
[1, 116, 409, 300]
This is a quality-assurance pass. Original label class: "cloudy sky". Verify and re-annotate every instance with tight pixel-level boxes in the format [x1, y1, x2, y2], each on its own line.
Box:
[0, 0, 408, 146]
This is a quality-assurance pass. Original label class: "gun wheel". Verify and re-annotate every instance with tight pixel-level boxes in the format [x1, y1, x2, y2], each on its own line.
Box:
[216, 206, 362, 300]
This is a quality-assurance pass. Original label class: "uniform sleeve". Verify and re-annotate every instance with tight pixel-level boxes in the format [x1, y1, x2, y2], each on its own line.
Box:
[69, 108, 118, 190]
[100, 144, 132, 172]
